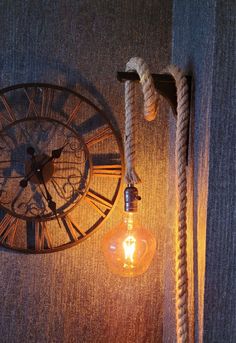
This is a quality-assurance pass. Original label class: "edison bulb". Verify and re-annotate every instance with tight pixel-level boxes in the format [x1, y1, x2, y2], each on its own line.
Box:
[102, 212, 156, 277]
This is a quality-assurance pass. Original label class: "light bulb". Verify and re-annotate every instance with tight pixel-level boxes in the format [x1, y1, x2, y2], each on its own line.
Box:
[102, 211, 156, 277]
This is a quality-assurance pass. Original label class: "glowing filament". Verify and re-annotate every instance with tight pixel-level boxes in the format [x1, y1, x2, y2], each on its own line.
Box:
[123, 235, 136, 263]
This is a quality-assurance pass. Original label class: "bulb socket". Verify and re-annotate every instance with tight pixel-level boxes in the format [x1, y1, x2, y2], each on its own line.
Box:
[124, 185, 141, 212]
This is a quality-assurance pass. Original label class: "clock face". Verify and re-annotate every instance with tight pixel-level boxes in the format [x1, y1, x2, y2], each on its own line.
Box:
[0, 117, 90, 220]
[0, 84, 123, 253]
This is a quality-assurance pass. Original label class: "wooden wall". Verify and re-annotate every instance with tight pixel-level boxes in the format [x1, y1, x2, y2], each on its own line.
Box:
[172, 0, 236, 342]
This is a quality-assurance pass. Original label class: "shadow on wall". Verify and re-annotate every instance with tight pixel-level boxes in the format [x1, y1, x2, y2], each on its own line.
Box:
[0, 51, 120, 131]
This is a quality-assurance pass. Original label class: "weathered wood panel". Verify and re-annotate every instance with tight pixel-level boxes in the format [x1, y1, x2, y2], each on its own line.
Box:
[172, 0, 235, 342]
[203, 1, 236, 341]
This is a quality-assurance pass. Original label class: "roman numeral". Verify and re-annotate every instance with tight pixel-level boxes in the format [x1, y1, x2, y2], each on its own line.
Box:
[40, 88, 54, 117]
[61, 215, 86, 241]
[35, 221, 53, 251]
[24, 87, 40, 117]
[0, 95, 17, 122]
[92, 164, 122, 178]
[85, 126, 113, 148]
[0, 214, 18, 246]
[66, 101, 83, 126]
[85, 189, 113, 217]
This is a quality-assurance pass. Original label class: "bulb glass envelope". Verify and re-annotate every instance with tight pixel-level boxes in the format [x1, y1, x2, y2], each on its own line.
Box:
[102, 212, 156, 277]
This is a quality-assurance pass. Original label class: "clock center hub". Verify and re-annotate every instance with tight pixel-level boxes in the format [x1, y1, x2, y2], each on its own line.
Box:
[25, 153, 54, 184]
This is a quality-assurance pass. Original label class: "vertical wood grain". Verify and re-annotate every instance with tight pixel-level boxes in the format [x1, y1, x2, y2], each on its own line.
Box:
[172, 0, 235, 342]
[203, 1, 236, 341]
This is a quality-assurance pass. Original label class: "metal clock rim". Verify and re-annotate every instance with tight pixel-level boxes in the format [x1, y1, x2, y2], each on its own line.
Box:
[0, 82, 125, 253]
[0, 82, 116, 126]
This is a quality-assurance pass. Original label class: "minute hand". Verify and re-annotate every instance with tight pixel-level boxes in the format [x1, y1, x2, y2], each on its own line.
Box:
[36, 168, 53, 204]
[35, 168, 61, 226]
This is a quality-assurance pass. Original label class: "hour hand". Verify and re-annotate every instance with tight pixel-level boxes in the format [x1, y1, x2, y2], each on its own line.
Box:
[27, 146, 35, 158]
[51, 143, 68, 159]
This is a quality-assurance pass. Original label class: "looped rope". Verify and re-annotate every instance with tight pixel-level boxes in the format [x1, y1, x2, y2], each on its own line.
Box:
[124, 57, 158, 184]
[124, 58, 189, 342]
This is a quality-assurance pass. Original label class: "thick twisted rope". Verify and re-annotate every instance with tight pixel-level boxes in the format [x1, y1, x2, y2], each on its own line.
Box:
[165, 65, 189, 343]
[124, 57, 189, 342]
[124, 57, 158, 184]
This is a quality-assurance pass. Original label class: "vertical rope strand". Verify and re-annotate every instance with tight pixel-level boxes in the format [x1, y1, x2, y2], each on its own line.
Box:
[164, 65, 189, 343]
[124, 58, 190, 342]
[124, 57, 158, 184]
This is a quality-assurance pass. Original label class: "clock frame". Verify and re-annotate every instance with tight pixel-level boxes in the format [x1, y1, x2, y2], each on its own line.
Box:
[0, 83, 124, 253]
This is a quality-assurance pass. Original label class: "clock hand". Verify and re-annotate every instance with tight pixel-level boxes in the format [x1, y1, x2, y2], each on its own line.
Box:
[35, 167, 61, 227]
[19, 143, 68, 188]
[26, 146, 36, 158]
[51, 142, 68, 159]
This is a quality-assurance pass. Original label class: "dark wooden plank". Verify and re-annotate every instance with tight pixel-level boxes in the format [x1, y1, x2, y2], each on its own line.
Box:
[172, 1, 236, 342]
[203, 1, 236, 341]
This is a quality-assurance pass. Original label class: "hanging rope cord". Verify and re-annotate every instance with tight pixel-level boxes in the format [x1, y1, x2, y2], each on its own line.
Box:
[124, 57, 189, 342]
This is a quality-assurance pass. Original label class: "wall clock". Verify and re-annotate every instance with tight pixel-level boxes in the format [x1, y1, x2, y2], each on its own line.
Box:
[0, 83, 124, 253]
